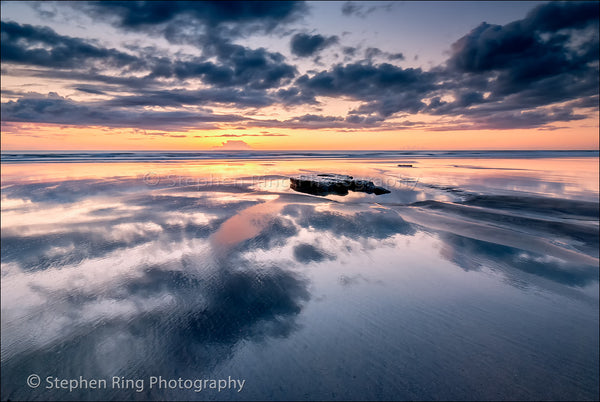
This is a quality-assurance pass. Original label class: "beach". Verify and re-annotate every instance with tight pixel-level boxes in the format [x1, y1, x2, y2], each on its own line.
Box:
[1, 151, 598, 401]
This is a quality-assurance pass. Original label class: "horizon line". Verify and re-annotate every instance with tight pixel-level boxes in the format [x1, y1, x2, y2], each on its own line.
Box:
[1, 149, 599, 153]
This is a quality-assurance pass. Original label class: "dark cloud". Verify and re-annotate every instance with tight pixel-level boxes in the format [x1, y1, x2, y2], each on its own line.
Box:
[293, 1, 597, 127]
[341, 2, 393, 18]
[2, 20, 298, 112]
[104, 87, 276, 108]
[388, 52, 405, 60]
[364, 47, 404, 61]
[1, 1, 598, 132]
[341, 2, 365, 17]
[28, 68, 159, 90]
[364, 47, 383, 60]
[74, 86, 107, 95]
[0, 93, 244, 130]
[435, 1, 599, 125]
[448, 16, 597, 78]
[290, 33, 339, 57]
[67, 0, 307, 82]
[293, 114, 344, 123]
[467, 108, 586, 130]
[296, 62, 436, 117]
[522, 1, 599, 32]
[73, 2, 305, 94]
[151, 44, 297, 90]
[364, 47, 405, 62]
[291, 1, 599, 128]
[245, 114, 385, 130]
[275, 86, 318, 106]
[80, 1, 306, 34]
[343, 46, 357, 56]
[0, 20, 142, 69]
[3, 22, 297, 92]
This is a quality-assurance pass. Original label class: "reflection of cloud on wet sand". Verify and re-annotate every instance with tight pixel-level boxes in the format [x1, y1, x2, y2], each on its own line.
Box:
[2, 170, 599, 400]
[293, 243, 335, 263]
[399, 192, 599, 290]
[1, 252, 310, 400]
[411, 199, 599, 257]
[438, 232, 599, 288]
[210, 199, 285, 251]
[283, 204, 416, 240]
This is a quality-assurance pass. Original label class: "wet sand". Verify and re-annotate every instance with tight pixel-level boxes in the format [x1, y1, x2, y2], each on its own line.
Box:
[1, 154, 598, 400]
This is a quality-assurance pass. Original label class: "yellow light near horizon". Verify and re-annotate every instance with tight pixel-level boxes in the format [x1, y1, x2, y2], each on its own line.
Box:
[1, 115, 598, 151]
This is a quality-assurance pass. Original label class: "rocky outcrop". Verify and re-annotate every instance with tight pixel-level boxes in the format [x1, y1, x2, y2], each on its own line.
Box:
[290, 173, 390, 196]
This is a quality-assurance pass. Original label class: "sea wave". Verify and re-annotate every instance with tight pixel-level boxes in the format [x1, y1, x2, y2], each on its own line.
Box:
[1, 150, 598, 163]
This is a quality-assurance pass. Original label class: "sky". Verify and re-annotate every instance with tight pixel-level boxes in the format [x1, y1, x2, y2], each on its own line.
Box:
[1, 1, 598, 150]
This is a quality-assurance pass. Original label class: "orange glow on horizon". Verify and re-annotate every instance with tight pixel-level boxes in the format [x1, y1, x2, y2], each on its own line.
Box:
[1, 114, 598, 151]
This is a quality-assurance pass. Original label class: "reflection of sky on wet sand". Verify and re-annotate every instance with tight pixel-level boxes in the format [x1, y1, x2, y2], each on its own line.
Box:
[1, 157, 599, 400]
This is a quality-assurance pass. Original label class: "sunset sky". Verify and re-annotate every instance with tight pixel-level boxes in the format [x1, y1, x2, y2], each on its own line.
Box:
[1, 1, 598, 150]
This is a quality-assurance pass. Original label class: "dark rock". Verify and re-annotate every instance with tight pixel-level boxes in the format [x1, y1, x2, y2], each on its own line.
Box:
[290, 173, 390, 196]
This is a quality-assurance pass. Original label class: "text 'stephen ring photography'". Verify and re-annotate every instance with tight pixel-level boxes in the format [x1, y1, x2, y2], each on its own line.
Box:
[1, 1, 598, 401]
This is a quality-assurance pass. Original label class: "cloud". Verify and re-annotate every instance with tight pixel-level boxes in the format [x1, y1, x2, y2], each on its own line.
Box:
[446, 2, 598, 90]
[461, 108, 587, 130]
[103, 88, 276, 108]
[1, 1, 598, 132]
[74, 86, 107, 95]
[291, 1, 599, 127]
[341, 2, 394, 18]
[78, 1, 307, 35]
[198, 133, 288, 138]
[290, 33, 339, 57]
[364, 47, 405, 62]
[388, 52, 405, 61]
[61, 1, 305, 94]
[342, 46, 357, 59]
[0, 93, 245, 130]
[521, 1, 599, 32]
[70, 2, 305, 95]
[211, 140, 252, 150]
[364, 47, 382, 60]
[295, 62, 436, 117]
[341, 2, 365, 17]
[0, 20, 142, 69]
[274, 86, 318, 106]
[448, 9, 598, 77]
[143, 132, 187, 138]
[2, 21, 298, 93]
[149, 46, 297, 90]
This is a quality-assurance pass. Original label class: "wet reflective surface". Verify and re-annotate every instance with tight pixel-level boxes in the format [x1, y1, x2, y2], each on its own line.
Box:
[1, 156, 599, 401]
